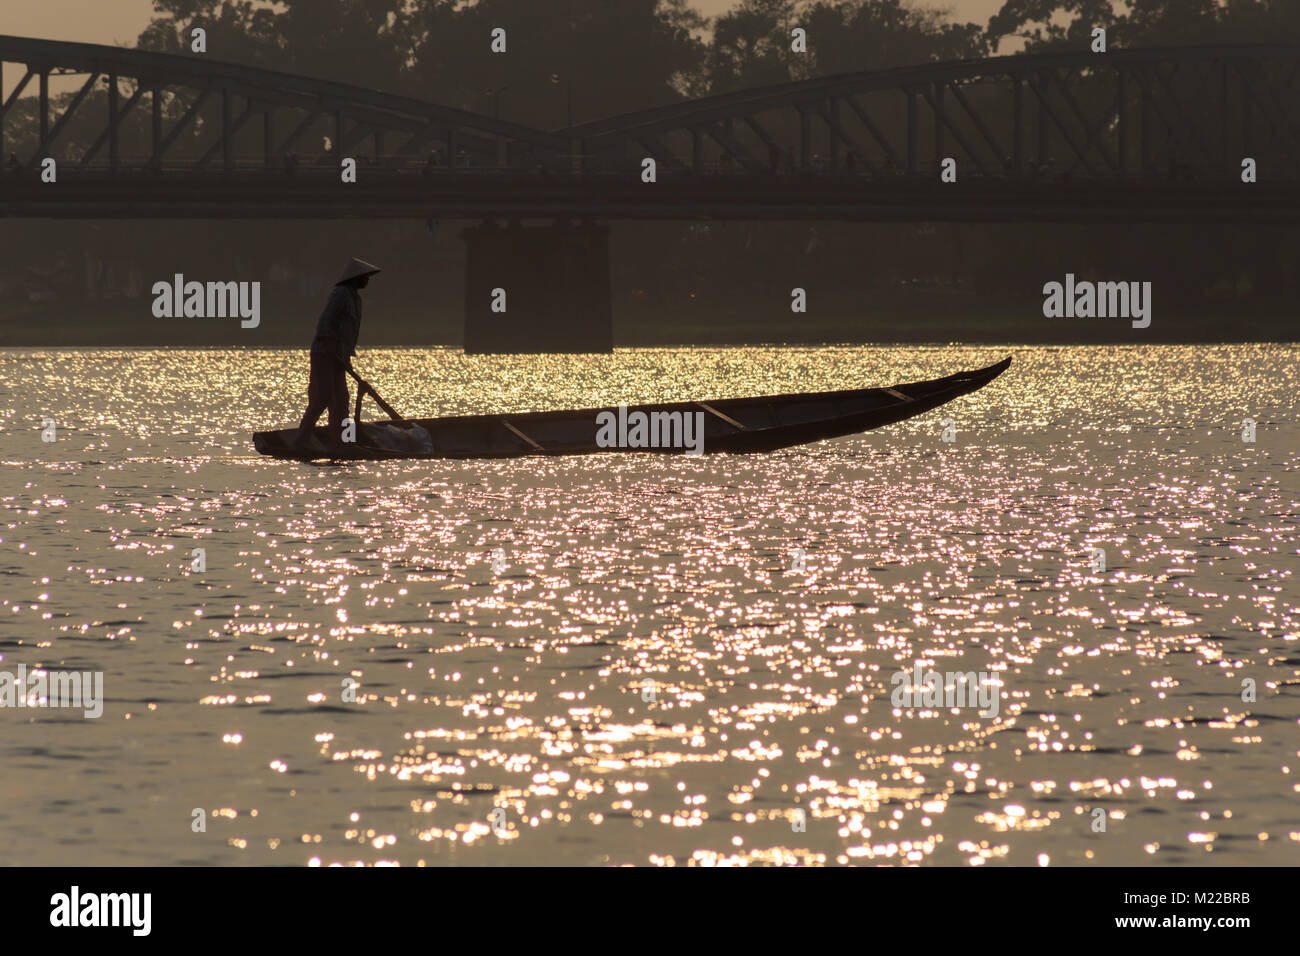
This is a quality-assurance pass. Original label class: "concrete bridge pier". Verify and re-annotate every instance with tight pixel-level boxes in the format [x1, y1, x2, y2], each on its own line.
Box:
[462, 220, 613, 354]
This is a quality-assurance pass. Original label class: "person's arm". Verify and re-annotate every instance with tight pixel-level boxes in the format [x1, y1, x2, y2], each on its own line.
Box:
[345, 290, 362, 365]
[321, 287, 355, 368]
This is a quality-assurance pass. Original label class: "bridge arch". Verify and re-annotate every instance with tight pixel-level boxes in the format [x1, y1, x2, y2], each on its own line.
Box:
[0, 34, 564, 172]
[566, 45, 1300, 182]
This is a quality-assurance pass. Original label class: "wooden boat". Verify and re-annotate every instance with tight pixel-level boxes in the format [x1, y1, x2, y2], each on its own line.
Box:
[252, 356, 1010, 461]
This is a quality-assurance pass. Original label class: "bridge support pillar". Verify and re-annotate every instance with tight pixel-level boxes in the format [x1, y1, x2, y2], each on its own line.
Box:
[462, 220, 613, 354]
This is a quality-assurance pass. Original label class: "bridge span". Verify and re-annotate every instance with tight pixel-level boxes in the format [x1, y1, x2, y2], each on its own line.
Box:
[2, 36, 1298, 222]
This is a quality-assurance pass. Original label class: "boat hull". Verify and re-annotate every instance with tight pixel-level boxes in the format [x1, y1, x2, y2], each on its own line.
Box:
[252, 356, 1011, 461]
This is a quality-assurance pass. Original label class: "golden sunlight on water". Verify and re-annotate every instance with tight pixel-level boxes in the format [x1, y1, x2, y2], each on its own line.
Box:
[0, 344, 1297, 865]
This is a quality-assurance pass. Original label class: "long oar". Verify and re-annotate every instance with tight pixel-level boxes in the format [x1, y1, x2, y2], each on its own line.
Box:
[346, 366, 409, 426]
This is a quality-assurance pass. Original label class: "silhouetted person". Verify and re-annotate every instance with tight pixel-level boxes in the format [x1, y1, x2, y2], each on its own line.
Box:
[291, 258, 381, 452]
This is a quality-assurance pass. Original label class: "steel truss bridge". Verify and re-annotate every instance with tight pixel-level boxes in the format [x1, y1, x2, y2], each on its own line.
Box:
[2, 35, 1299, 222]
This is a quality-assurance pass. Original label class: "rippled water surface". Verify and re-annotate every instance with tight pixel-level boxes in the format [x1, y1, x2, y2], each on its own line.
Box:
[1, 345, 1297, 866]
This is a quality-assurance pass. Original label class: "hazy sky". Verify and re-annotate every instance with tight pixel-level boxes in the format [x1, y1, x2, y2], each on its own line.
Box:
[4, 0, 1007, 47]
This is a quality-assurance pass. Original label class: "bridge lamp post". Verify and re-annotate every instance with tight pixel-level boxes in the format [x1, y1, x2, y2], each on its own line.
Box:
[485, 85, 510, 121]
[550, 73, 573, 130]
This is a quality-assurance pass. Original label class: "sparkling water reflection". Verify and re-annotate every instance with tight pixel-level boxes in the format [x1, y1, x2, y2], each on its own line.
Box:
[0, 345, 1296, 865]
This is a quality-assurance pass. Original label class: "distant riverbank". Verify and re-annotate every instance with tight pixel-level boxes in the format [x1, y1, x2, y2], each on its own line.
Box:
[0, 292, 1292, 348]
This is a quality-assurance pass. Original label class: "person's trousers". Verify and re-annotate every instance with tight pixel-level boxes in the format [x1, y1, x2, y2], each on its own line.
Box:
[298, 352, 349, 440]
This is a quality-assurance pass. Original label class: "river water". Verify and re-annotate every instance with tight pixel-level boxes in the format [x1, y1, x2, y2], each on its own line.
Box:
[0, 344, 1296, 866]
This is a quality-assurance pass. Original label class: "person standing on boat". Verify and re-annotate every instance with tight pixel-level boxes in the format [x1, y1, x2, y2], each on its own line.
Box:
[291, 258, 381, 450]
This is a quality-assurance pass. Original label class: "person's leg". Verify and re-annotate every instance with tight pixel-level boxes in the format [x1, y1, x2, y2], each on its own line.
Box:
[291, 353, 330, 447]
[325, 359, 350, 450]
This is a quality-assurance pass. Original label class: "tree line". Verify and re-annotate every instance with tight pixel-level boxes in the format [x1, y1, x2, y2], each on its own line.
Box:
[128, 0, 1299, 129]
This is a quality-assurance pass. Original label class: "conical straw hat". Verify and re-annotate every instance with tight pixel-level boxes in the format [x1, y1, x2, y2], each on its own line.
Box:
[336, 257, 382, 284]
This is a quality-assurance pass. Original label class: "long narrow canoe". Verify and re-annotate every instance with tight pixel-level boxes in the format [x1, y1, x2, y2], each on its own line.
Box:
[253, 356, 1010, 461]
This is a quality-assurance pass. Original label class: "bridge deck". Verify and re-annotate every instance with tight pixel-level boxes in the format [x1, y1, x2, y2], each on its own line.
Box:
[2, 169, 1295, 221]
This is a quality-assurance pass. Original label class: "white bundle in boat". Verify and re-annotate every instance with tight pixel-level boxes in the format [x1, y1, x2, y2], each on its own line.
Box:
[364, 423, 435, 455]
